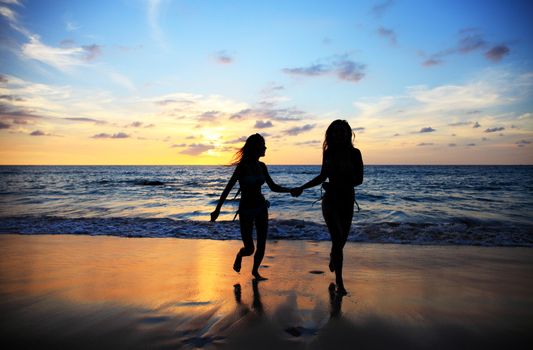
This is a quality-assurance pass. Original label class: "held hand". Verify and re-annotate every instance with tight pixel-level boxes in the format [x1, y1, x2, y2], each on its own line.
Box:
[290, 187, 303, 197]
[210, 209, 220, 222]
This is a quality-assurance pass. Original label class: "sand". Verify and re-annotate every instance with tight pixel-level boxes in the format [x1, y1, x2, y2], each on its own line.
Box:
[0, 234, 532, 349]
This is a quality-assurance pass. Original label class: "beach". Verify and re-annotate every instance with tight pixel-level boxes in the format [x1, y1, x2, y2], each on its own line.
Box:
[1, 234, 532, 349]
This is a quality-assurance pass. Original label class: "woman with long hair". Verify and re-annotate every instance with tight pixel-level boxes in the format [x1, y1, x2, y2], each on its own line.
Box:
[291, 120, 363, 294]
[211, 133, 290, 280]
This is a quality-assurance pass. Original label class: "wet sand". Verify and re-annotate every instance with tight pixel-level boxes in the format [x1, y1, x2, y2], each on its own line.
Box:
[0, 234, 532, 349]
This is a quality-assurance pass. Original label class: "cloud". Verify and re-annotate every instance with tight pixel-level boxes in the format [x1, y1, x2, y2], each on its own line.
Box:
[283, 56, 366, 83]
[516, 140, 531, 147]
[422, 59, 443, 67]
[230, 107, 305, 121]
[295, 140, 321, 146]
[283, 64, 328, 77]
[0, 94, 24, 101]
[485, 45, 510, 62]
[64, 117, 106, 124]
[225, 136, 247, 144]
[422, 29, 490, 67]
[419, 127, 436, 133]
[371, 0, 394, 18]
[352, 127, 365, 133]
[126, 121, 143, 128]
[448, 143, 457, 147]
[466, 143, 476, 146]
[213, 50, 233, 64]
[30, 130, 55, 136]
[0, 121, 10, 129]
[66, 21, 81, 32]
[284, 124, 316, 136]
[448, 121, 472, 127]
[0, 75, 7, 83]
[170, 143, 186, 148]
[197, 111, 221, 123]
[484, 127, 505, 133]
[417, 142, 434, 146]
[81, 44, 102, 62]
[377, 26, 396, 45]
[254, 120, 273, 129]
[147, 0, 166, 49]
[180, 143, 214, 156]
[0, 104, 44, 124]
[91, 132, 130, 139]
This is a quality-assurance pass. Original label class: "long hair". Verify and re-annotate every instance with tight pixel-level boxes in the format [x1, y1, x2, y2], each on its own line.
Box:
[322, 119, 355, 156]
[230, 133, 265, 166]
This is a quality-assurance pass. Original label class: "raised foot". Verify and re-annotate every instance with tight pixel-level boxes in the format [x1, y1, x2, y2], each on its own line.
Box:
[233, 254, 242, 273]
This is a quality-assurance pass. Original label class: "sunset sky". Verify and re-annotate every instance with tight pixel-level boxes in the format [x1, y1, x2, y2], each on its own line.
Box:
[0, 0, 532, 165]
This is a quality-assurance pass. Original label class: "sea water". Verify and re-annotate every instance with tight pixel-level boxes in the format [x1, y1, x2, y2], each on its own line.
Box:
[0, 165, 531, 246]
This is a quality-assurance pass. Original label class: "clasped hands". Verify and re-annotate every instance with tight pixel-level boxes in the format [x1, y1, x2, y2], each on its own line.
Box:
[289, 187, 303, 197]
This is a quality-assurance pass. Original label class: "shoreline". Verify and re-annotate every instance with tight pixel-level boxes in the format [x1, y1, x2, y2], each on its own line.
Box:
[1, 234, 532, 349]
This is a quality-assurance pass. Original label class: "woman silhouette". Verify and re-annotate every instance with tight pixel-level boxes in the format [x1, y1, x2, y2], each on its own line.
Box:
[291, 120, 363, 294]
[211, 133, 290, 280]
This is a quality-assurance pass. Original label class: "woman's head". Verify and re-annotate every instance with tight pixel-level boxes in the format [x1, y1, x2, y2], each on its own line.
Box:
[231, 133, 266, 165]
[323, 119, 354, 153]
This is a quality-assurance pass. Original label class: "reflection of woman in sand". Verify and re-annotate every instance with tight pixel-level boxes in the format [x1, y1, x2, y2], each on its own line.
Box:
[211, 134, 290, 280]
[291, 120, 363, 294]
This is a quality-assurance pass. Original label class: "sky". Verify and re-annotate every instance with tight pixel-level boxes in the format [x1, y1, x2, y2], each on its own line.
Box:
[0, 0, 532, 165]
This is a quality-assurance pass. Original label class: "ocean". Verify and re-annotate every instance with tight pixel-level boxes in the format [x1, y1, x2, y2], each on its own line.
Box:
[0, 165, 531, 246]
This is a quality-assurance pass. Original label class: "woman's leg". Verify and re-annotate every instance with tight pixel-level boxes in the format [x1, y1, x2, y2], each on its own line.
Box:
[322, 196, 347, 294]
[234, 215, 255, 272]
[252, 208, 268, 280]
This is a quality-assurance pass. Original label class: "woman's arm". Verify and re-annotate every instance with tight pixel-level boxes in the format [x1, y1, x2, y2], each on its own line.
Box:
[210, 166, 239, 221]
[300, 154, 327, 190]
[260, 163, 290, 193]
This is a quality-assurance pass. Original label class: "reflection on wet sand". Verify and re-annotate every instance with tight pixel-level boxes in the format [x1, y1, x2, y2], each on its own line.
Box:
[1, 234, 532, 349]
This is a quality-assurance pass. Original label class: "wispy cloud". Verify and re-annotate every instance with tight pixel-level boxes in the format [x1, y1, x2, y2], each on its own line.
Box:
[91, 132, 130, 139]
[64, 117, 106, 124]
[213, 50, 233, 64]
[516, 140, 531, 147]
[371, 0, 394, 18]
[485, 45, 510, 62]
[196, 111, 221, 123]
[422, 29, 510, 67]
[377, 26, 397, 45]
[284, 124, 316, 136]
[230, 107, 305, 121]
[283, 56, 366, 83]
[448, 121, 472, 127]
[147, 0, 167, 49]
[419, 127, 436, 133]
[30, 130, 56, 137]
[180, 143, 214, 156]
[254, 120, 273, 129]
[417, 142, 434, 146]
[484, 127, 505, 133]
[225, 136, 247, 144]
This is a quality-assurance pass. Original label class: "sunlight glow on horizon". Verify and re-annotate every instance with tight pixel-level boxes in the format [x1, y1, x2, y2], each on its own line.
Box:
[0, 0, 532, 165]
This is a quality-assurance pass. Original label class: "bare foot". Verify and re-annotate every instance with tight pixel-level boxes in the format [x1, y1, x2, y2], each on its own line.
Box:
[252, 271, 268, 281]
[336, 285, 348, 295]
[233, 254, 242, 273]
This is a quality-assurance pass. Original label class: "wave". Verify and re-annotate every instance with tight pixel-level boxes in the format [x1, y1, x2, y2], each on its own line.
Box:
[0, 216, 531, 247]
